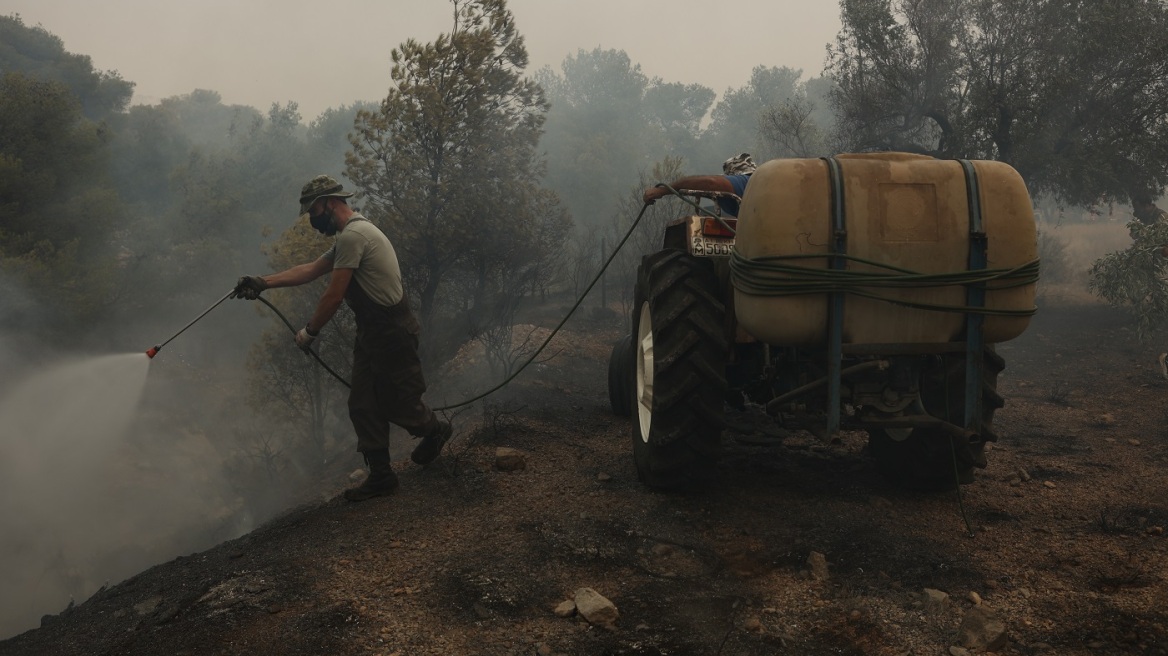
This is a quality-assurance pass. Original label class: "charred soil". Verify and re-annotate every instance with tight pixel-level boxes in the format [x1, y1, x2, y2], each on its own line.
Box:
[2, 300, 1167, 656]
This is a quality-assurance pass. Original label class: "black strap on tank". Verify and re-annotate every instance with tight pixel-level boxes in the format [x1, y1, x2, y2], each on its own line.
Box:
[957, 159, 986, 431]
[823, 156, 847, 438]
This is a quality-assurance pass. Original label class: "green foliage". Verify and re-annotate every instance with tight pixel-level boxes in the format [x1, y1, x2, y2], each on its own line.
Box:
[244, 216, 354, 470]
[106, 104, 192, 207]
[306, 101, 379, 177]
[828, 0, 1168, 205]
[347, 0, 569, 350]
[1088, 220, 1168, 341]
[757, 77, 840, 159]
[704, 65, 805, 160]
[0, 17, 138, 335]
[0, 17, 323, 336]
[0, 73, 106, 215]
[109, 95, 340, 335]
[644, 82, 716, 140]
[244, 320, 347, 468]
[537, 48, 650, 228]
[157, 89, 264, 150]
[0, 14, 133, 120]
[160, 103, 314, 266]
[537, 48, 717, 229]
[0, 71, 125, 327]
[105, 90, 272, 214]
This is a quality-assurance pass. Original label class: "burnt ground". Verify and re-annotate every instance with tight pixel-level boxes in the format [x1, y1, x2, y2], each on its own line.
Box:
[2, 299, 1167, 656]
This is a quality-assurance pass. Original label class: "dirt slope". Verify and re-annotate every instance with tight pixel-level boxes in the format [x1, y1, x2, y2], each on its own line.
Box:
[2, 302, 1166, 656]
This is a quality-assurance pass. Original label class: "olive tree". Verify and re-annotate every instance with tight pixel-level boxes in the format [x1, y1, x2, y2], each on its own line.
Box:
[1088, 219, 1168, 342]
[828, 0, 1168, 206]
[757, 77, 840, 159]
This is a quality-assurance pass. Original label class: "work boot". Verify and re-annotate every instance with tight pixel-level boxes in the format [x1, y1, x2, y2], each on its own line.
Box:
[410, 420, 452, 466]
[344, 449, 399, 502]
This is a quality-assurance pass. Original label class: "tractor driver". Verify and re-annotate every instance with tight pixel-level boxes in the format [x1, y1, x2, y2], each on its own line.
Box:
[1133, 193, 1168, 226]
[231, 175, 452, 502]
[642, 153, 758, 216]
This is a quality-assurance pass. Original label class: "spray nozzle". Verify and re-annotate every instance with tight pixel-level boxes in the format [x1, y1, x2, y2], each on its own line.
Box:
[146, 345, 160, 359]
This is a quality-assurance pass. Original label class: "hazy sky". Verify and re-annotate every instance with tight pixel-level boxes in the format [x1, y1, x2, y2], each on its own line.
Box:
[6, 0, 842, 121]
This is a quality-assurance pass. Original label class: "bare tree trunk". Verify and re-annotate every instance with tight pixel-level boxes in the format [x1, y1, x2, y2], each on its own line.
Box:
[418, 261, 441, 332]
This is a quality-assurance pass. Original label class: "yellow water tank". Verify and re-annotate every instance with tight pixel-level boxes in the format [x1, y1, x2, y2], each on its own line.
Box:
[732, 153, 1037, 346]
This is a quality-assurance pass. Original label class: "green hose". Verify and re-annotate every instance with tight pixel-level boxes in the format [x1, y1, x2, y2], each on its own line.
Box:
[730, 250, 1040, 317]
[659, 182, 1037, 317]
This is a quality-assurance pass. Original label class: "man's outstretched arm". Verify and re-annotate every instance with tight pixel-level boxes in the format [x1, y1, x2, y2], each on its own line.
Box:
[643, 175, 735, 204]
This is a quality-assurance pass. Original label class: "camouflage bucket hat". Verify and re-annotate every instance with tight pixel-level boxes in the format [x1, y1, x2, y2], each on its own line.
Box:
[722, 153, 758, 176]
[298, 174, 354, 215]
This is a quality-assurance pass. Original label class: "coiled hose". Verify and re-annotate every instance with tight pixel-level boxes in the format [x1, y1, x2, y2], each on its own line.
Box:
[729, 251, 1040, 317]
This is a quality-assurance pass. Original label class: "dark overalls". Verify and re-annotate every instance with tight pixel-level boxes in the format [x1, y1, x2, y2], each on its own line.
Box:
[344, 280, 439, 453]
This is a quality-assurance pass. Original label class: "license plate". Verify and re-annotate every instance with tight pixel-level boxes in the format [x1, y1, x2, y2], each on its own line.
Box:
[691, 235, 735, 257]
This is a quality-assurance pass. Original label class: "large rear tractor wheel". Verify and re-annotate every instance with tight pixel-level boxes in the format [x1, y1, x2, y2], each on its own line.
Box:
[632, 250, 727, 489]
[607, 333, 635, 417]
[868, 347, 1005, 490]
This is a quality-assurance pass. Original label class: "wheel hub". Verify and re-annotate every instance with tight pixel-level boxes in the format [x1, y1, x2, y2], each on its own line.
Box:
[635, 302, 654, 443]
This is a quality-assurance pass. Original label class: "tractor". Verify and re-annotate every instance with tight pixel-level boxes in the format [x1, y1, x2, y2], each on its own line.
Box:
[608, 153, 1039, 490]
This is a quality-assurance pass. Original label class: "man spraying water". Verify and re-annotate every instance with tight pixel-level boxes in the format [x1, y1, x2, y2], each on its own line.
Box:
[231, 175, 451, 502]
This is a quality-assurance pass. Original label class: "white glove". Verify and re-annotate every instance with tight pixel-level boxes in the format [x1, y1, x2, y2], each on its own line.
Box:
[295, 325, 317, 351]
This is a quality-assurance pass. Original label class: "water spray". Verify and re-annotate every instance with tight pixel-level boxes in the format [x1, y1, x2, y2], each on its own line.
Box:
[145, 290, 235, 359]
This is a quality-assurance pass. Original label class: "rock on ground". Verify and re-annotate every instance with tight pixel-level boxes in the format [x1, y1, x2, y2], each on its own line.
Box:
[573, 588, 618, 628]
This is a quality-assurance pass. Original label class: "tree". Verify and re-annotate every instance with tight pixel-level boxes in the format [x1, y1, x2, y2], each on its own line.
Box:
[644, 81, 716, 153]
[155, 89, 264, 151]
[536, 48, 653, 230]
[537, 48, 716, 230]
[104, 89, 270, 220]
[759, 97, 829, 158]
[0, 73, 105, 236]
[601, 156, 688, 317]
[1088, 218, 1168, 342]
[306, 102, 379, 178]
[245, 216, 354, 470]
[347, 0, 568, 345]
[702, 65, 805, 161]
[0, 14, 133, 121]
[109, 97, 323, 336]
[828, 0, 1168, 206]
[106, 103, 192, 209]
[0, 71, 124, 328]
[758, 76, 839, 158]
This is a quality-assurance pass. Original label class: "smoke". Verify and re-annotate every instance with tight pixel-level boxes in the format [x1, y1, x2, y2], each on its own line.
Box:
[0, 344, 280, 639]
[0, 353, 150, 636]
[0, 278, 298, 639]
[0, 275, 61, 396]
[1031, 202, 1135, 303]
